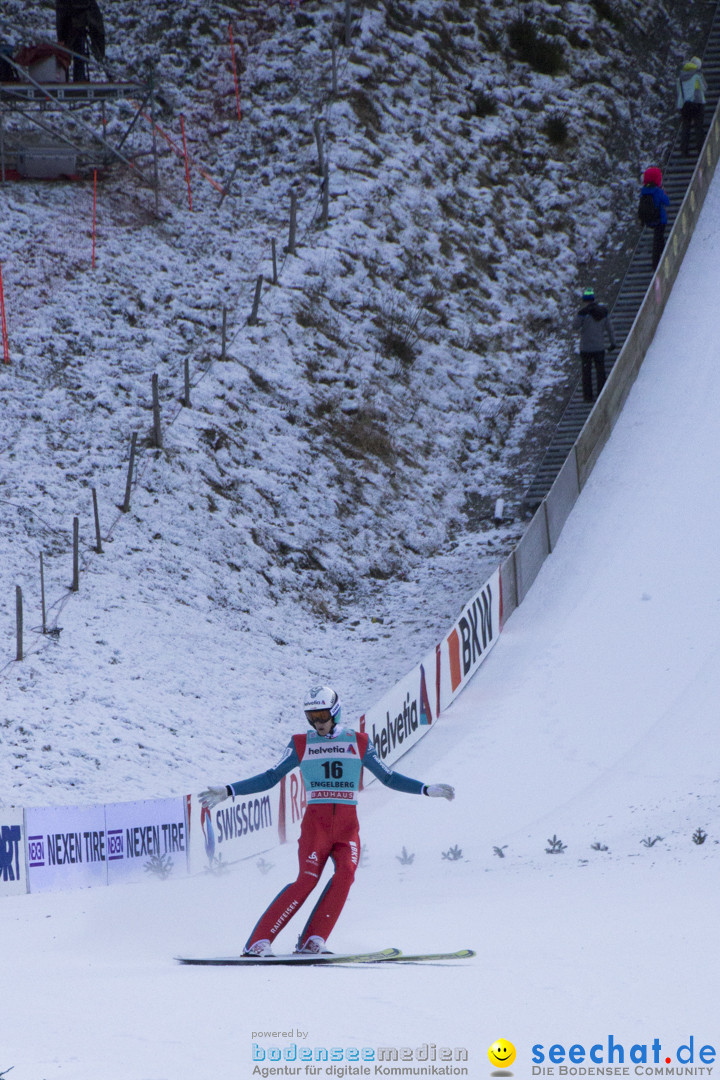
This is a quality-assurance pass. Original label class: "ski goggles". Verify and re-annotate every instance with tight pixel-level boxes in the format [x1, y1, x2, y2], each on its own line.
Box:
[306, 709, 334, 726]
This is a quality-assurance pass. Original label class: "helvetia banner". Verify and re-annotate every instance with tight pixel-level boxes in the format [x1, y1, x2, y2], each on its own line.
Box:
[359, 645, 438, 771]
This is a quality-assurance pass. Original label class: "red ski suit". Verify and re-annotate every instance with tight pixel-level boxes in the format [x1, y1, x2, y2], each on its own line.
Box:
[231, 727, 426, 952]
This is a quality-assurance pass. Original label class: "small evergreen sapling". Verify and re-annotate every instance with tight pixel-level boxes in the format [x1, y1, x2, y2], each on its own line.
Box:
[545, 835, 566, 854]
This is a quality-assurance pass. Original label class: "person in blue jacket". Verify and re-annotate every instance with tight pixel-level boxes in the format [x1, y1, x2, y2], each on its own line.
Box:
[199, 685, 454, 957]
[640, 166, 670, 270]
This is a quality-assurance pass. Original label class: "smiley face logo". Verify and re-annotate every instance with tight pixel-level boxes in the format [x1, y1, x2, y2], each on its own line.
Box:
[488, 1039, 516, 1070]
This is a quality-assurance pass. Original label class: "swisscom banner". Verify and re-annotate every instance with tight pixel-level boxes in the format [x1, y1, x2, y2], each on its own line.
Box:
[437, 566, 501, 713]
[187, 785, 283, 875]
[359, 644, 438, 772]
[0, 807, 25, 897]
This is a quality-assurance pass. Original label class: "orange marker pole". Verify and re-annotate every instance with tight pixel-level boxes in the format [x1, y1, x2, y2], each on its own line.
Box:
[229, 23, 242, 122]
[180, 114, 192, 211]
[0, 262, 9, 365]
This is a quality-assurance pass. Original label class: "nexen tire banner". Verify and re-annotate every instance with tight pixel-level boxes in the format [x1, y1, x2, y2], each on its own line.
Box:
[0, 807, 25, 896]
[105, 798, 188, 885]
[438, 566, 500, 712]
[359, 645, 438, 772]
[187, 787, 281, 874]
[25, 799, 189, 892]
[26, 804, 108, 893]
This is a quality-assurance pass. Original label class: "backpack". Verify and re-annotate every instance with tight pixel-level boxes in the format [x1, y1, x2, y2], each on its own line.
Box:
[638, 191, 660, 226]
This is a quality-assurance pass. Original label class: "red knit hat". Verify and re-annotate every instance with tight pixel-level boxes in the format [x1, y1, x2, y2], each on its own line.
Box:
[643, 166, 662, 186]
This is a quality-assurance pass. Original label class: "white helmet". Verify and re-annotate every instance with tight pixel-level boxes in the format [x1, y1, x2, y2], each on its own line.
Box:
[304, 685, 341, 727]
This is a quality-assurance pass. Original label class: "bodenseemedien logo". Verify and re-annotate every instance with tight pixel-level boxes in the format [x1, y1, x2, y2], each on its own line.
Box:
[489, 1039, 517, 1074]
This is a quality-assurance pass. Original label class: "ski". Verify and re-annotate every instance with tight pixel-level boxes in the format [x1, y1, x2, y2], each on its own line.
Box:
[176, 947, 474, 966]
[380, 948, 475, 963]
[176, 947, 401, 966]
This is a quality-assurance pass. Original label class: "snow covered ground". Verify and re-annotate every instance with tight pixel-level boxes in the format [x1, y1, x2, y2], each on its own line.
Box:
[2, 74, 720, 1080]
[0, 0, 706, 805]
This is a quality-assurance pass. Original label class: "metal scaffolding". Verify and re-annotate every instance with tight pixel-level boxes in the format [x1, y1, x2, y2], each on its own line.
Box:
[0, 48, 159, 210]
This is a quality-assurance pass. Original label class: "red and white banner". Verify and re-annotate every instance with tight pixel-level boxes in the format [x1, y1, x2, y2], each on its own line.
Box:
[437, 566, 501, 713]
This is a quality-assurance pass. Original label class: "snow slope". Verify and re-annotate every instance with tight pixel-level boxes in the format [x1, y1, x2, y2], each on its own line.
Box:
[2, 70, 720, 1080]
[0, 0, 709, 805]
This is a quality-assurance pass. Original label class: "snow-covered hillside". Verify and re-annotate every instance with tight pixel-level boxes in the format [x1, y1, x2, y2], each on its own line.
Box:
[2, 108, 720, 1080]
[0, 0, 711, 803]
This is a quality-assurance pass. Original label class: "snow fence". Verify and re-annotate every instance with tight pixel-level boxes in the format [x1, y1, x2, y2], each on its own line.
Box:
[4, 96, 720, 899]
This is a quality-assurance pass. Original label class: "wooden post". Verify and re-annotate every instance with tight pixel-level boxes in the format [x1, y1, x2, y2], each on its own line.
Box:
[288, 189, 297, 255]
[40, 552, 46, 634]
[92, 487, 103, 553]
[72, 516, 79, 592]
[228, 22, 242, 122]
[248, 275, 263, 326]
[345, 0, 352, 47]
[15, 585, 23, 661]
[331, 35, 338, 96]
[272, 237, 278, 285]
[184, 354, 191, 406]
[313, 117, 324, 176]
[221, 304, 227, 360]
[152, 373, 163, 448]
[92, 168, 97, 269]
[122, 432, 138, 512]
[321, 161, 329, 226]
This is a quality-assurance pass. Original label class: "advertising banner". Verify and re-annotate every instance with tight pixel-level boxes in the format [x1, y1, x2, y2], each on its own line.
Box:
[105, 798, 188, 886]
[437, 566, 501, 713]
[26, 803, 108, 893]
[0, 807, 26, 896]
[187, 786, 282, 875]
[359, 645, 439, 775]
[279, 767, 306, 845]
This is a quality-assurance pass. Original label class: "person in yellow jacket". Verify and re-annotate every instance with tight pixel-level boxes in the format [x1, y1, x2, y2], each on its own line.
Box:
[676, 56, 707, 156]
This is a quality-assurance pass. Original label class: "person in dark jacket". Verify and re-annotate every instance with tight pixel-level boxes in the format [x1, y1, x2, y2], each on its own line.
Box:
[640, 166, 670, 271]
[55, 0, 105, 82]
[574, 287, 617, 403]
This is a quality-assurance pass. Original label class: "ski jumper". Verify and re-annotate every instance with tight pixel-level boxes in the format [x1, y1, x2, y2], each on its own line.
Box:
[227, 725, 426, 951]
